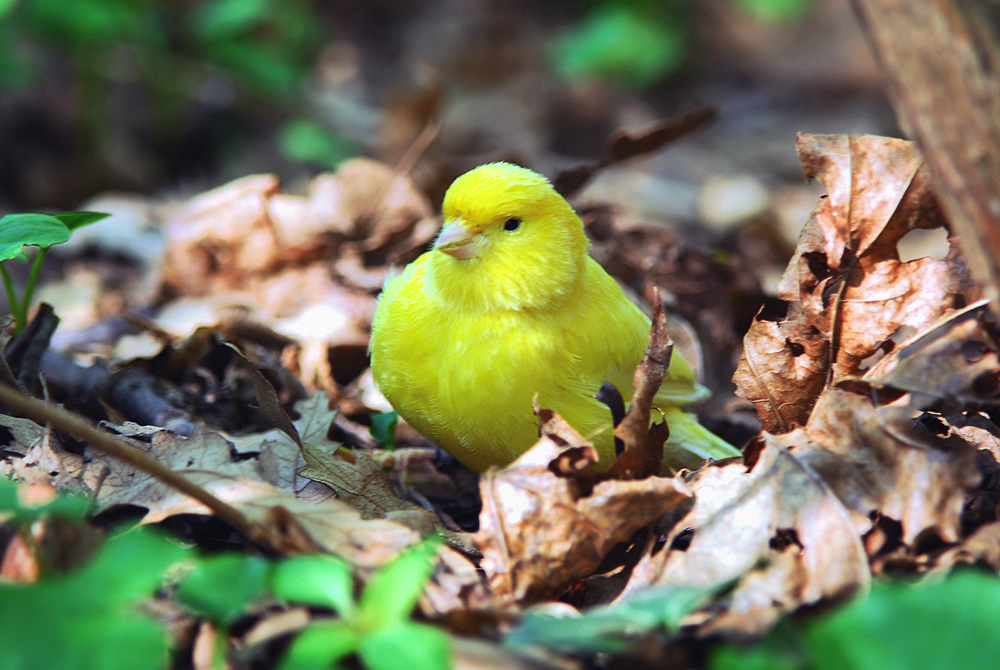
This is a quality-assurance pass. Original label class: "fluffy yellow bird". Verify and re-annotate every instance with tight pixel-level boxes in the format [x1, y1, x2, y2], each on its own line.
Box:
[369, 162, 740, 472]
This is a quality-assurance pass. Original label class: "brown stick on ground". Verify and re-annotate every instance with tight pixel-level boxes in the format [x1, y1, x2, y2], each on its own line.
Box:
[0, 382, 277, 553]
[851, 0, 1000, 304]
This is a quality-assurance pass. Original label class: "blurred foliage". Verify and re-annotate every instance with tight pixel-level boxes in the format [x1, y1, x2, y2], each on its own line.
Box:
[551, 0, 814, 88]
[0, 0, 330, 198]
[176, 553, 271, 624]
[278, 118, 357, 171]
[0, 478, 189, 670]
[734, 0, 814, 24]
[551, 1, 689, 89]
[4, 0, 322, 97]
[0, 530, 187, 670]
[712, 570, 1000, 670]
[0, 473, 90, 525]
[506, 583, 718, 654]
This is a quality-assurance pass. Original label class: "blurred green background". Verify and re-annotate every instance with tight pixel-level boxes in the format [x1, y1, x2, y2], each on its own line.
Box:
[0, 0, 890, 213]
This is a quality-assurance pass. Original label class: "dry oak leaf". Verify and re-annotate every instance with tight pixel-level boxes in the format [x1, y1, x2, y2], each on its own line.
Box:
[805, 307, 995, 546]
[91, 423, 270, 517]
[735, 133, 964, 432]
[620, 433, 870, 637]
[141, 477, 421, 569]
[805, 387, 978, 546]
[288, 392, 435, 527]
[474, 407, 692, 604]
[0, 415, 89, 496]
[161, 158, 436, 296]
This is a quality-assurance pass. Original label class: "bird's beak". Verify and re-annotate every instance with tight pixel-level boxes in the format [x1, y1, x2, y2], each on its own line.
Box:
[435, 220, 481, 260]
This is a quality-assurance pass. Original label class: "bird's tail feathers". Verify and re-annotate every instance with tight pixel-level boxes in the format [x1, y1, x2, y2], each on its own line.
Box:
[660, 407, 741, 471]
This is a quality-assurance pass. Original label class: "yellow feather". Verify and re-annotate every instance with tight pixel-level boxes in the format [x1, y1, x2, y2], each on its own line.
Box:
[369, 162, 740, 472]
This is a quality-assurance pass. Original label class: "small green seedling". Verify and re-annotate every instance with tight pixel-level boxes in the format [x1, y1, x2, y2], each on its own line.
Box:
[0, 211, 109, 334]
[369, 410, 398, 451]
[176, 553, 273, 670]
[271, 540, 450, 670]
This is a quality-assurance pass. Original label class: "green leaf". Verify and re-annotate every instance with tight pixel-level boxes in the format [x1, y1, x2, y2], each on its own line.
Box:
[176, 553, 270, 623]
[710, 620, 805, 670]
[358, 622, 451, 670]
[358, 540, 439, 631]
[279, 118, 357, 169]
[0, 529, 187, 670]
[53, 211, 111, 232]
[272, 554, 356, 617]
[0, 213, 70, 261]
[0, 477, 91, 525]
[551, 5, 686, 89]
[507, 583, 715, 654]
[279, 620, 358, 670]
[190, 0, 270, 39]
[22, 0, 166, 47]
[369, 411, 398, 451]
[806, 571, 1000, 670]
[732, 0, 813, 24]
[711, 571, 1000, 670]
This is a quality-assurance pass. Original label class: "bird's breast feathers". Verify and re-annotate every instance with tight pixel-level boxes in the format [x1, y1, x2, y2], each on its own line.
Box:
[370, 255, 651, 468]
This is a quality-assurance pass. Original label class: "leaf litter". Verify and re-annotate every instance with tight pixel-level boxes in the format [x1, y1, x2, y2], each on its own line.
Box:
[2, 133, 1000, 667]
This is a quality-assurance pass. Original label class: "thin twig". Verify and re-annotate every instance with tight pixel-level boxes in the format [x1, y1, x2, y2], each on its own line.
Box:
[0, 382, 276, 552]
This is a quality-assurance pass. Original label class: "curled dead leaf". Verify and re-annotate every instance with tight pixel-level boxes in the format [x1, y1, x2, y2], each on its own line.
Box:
[474, 407, 692, 604]
[735, 134, 967, 432]
[621, 434, 870, 636]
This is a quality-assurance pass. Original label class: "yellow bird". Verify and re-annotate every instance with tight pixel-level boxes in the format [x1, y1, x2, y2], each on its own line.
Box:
[369, 162, 740, 472]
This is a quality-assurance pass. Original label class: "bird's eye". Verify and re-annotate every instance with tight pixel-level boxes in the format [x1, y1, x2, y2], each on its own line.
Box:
[503, 217, 522, 232]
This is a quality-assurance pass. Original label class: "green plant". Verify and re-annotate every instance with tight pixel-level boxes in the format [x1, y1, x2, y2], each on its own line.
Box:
[368, 410, 399, 451]
[0, 211, 109, 334]
[733, 0, 813, 24]
[711, 570, 1000, 670]
[271, 540, 450, 670]
[0, 478, 188, 670]
[551, 2, 689, 89]
[279, 118, 358, 171]
[506, 582, 722, 654]
[176, 553, 272, 670]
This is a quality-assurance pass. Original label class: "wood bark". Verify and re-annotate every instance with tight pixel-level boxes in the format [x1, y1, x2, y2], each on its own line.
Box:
[851, 0, 1000, 305]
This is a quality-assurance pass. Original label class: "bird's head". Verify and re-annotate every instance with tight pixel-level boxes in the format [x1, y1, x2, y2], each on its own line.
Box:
[428, 162, 590, 312]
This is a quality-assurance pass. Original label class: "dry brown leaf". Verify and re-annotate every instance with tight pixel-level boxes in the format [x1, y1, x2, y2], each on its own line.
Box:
[934, 521, 1000, 573]
[156, 159, 434, 396]
[735, 133, 965, 432]
[803, 306, 995, 545]
[92, 423, 266, 515]
[140, 477, 420, 568]
[162, 174, 281, 295]
[0, 415, 90, 495]
[286, 392, 436, 526]
[857, 300, 999, 407]
[474, 408, 692, 604]
[622, 433, 870, 636]
[805, 387, 978, 545]
[731, 301, 829, 432]
[419, 543, 494, 619]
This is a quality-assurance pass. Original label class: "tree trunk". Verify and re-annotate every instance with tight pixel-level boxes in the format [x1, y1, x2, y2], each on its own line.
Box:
[851, 0, 1000, 305]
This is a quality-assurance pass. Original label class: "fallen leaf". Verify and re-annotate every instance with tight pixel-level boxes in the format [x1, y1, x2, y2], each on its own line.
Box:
[621, 434, 870, 636]
[735, 134, 965, 432]
[140, 477, 420, 568]
[474, 408, 692, 604]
